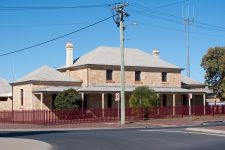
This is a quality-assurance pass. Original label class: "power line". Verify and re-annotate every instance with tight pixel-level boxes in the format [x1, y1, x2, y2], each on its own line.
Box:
[0, 15, 114, 57]
[130, 0, 185, 11]
[130, 3, 225, 33]
[0, 4, 111, 10]
[0, 21, 91, 28]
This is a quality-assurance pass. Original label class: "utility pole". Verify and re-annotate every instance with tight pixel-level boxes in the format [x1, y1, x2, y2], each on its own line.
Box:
[112, 2, 129, 125]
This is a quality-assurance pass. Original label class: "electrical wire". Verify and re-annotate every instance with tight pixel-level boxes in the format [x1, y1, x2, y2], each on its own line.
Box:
[0, 15, 114, 57]
[0, 4, 112, 10]
[130, 0, 185, 11]
[130, 3, 225, 33]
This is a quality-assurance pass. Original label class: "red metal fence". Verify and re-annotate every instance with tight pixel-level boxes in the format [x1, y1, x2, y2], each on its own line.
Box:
[0, 105, 224, 125]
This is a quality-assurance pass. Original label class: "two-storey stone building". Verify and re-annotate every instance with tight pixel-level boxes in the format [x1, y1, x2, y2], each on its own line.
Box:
[57, 42, 207, 110]
[10, 42, 208, 111]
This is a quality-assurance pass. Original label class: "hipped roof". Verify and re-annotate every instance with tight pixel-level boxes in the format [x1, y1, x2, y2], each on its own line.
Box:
[14, 65, 81, 84]
[59, 46, 181, 70]
[0, 77, 12, 97]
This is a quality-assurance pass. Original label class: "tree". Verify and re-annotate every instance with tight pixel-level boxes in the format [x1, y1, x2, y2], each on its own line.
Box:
[129, 86, 159, 118]
[54, 88, 82, 109]
[201, 47, 225, 100]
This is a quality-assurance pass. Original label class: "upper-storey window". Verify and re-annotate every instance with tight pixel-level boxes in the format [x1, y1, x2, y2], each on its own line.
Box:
[162, 72, 167, 82]
[135, 71, 141, 81]
[106, 69, 113, 81]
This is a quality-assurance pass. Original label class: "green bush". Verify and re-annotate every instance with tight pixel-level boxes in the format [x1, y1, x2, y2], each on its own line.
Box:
[54, 88, 81, 109]
[129, 86, 159, 118]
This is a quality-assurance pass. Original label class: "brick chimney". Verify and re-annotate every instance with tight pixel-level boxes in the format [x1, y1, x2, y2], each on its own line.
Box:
[65, 41, 74, 67]
[152, 48, 159, 58]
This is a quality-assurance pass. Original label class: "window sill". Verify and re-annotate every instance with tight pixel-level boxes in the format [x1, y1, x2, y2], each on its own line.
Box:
[161, 82, 168, 84]
[106, 80, 115, 83]
[135, 81, 143, 84]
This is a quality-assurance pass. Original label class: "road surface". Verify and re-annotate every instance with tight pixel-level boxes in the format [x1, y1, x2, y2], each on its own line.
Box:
[0, 128, 225, 150]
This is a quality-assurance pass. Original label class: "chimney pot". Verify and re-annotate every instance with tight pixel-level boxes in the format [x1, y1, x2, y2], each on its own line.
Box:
[152, 48, 159, 58]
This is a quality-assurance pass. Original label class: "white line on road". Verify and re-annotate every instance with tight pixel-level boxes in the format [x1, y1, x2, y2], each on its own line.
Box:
[139, 129, 225, 137]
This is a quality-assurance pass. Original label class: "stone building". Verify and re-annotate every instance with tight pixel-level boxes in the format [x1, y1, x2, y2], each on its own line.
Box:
[10, 42, 208, 111]
[12, 65, 81, 110]
[0, 77, 12, 110]
[57, 42, 208, 110]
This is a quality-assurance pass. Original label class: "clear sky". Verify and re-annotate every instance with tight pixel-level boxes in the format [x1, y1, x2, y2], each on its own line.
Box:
[0, 0, 224, 83]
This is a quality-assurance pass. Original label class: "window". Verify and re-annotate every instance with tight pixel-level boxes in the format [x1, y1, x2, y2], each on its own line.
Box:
[182, 94, 187, 106]
[20, 89, 24, 106]
[163, 94, 167, 106]
[106, 70, 113, 81]
[107, 94, 112, 108]
[135, 71, 141, 81]
[84, 94, 87, 109]
[162, 72, 167, 82]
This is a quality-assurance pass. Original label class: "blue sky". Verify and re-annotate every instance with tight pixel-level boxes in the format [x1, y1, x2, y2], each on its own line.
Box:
[0, 0, 224, 82]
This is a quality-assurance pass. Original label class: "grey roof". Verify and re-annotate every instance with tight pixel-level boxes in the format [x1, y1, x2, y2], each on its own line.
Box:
[15, 65, 81, 83]
[0, 77, 12, 97]
[181, 75, 204, 85]
[33, 86, 80, 93]
[59, 46, 181, 69]
[78, 85, 207, 93]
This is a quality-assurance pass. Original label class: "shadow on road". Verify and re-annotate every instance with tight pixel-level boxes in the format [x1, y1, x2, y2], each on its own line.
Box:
[0, 131, 68, 137]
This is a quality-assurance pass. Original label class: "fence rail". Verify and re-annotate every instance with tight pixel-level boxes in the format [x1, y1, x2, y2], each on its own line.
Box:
[0, 105, 224, 125]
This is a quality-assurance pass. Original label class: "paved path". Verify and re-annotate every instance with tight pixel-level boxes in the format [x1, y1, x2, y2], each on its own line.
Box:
[1, 128, 225, 150]
[0, 138, 53, 150]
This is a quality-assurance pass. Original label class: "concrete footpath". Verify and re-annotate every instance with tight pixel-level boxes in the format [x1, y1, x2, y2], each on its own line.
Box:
[0, 138, 53, 150]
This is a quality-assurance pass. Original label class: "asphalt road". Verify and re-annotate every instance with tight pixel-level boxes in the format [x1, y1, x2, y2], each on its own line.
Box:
[0, 128, 225, 150]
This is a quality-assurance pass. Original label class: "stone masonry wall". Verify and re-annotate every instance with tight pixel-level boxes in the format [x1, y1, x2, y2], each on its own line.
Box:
[0, 97, 12, 110]
[13, 84, 33, 110]
[87, 68, 181, 87]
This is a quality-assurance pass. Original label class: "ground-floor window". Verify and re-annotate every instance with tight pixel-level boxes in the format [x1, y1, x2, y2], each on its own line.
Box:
[84, 94, 87, 109]
[183, 94, 187, 106]
[163, 94, 167, 106]
[107, 94, 112, 108]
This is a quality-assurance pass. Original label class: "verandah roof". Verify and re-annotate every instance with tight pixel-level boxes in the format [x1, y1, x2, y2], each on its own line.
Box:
[33, 85, 209, 94]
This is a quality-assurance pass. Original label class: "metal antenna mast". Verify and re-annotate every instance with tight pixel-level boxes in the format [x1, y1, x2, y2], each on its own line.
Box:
[112, 2, 129, 125]
[183, 0, 194, 77]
